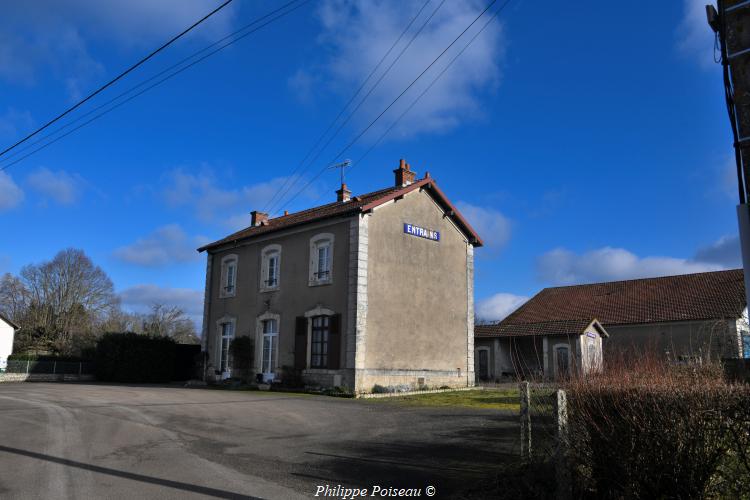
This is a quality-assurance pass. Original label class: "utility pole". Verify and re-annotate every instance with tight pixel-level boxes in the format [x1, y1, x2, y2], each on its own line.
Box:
[708, 1, 750, 309]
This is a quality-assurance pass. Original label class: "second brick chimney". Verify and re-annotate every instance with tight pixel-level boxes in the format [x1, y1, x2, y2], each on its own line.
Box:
[394, 158, 416, 187]
[251, 210, 268, 226]
[336, 183, 351, 202]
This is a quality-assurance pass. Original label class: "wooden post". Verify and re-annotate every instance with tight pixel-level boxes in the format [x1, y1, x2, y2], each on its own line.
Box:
[520, 381, 531, 460]
[26, 359, 30, 374]
[555, 389, 570, 499]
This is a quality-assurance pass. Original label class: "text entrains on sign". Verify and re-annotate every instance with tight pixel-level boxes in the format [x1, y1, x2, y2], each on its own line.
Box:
[404, 223, 440, 242]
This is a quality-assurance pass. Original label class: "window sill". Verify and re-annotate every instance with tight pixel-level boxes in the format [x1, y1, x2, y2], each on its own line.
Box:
[259, 287, 280, 293]
[303, 368, 340, 374]
[219, 292, 237, 299]
[308, 280, 333, 287]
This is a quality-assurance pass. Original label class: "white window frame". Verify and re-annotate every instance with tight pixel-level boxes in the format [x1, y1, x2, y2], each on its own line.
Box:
[215, 316, 236, 379]
[255, 311, 280, 382]
[304, 306, 335, 369]
[219, 254, 238, 298]
[260, 244, 281, 292]
[309, 233, 334, 286]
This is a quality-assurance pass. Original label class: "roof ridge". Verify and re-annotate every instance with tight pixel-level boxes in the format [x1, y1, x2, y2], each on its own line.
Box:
[540, 268, 743, 291]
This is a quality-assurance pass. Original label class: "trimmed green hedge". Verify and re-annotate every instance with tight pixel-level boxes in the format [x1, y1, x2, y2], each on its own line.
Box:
[95, 333, 177, 383]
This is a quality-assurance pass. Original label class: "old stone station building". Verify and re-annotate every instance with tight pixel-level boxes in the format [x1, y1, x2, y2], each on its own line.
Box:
[198, 159, 482, 393]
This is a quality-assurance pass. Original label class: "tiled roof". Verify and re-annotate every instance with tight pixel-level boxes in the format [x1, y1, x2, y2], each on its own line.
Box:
[198, 176, 483, 251]
[476, 269, 746, 338]
[475, 319, 597, 338]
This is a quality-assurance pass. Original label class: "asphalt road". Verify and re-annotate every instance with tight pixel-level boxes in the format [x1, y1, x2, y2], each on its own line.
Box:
[0, 383, 517, 499]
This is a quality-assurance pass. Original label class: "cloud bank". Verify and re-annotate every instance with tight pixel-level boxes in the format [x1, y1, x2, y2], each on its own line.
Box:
[476, 292, 528, 322]
[298, 0, 505, 138]
[114, 224, 207, 267]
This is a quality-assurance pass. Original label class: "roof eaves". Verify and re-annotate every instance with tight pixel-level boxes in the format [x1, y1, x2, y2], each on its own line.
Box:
[0, 312, 19, 330]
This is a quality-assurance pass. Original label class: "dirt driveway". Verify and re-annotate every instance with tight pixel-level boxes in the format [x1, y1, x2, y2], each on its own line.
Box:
[0, 383, 517, 499]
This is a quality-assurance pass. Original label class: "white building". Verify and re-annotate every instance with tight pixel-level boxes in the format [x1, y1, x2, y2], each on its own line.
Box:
[0, 313, 18, 371]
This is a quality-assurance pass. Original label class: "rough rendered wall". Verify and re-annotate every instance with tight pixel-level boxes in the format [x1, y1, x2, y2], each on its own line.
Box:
[205, 218, 352, 381]
[362, 189, 472, 391]
[605, 319, 741, 360]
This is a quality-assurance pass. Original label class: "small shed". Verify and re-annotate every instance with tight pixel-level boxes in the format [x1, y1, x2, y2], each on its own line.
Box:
[474, 318, 608, 382]
[0, 313, 18, 371]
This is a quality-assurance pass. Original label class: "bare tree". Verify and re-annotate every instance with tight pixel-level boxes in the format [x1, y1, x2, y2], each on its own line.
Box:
[142, 304, 199, 344]
[3, 249, 118, 354]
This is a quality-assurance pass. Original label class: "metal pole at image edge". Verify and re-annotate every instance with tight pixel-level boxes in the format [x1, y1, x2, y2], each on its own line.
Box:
[737, 204, 750, 309]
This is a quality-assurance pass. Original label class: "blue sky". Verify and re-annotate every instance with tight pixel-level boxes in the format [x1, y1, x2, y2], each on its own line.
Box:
[0, 0, 737, 325]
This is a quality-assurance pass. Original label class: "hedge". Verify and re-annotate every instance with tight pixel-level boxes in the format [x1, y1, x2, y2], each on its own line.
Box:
[94, 333, 177, 383]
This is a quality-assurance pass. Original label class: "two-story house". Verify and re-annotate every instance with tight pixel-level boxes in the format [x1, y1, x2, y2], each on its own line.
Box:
[198, 159, 482, 393]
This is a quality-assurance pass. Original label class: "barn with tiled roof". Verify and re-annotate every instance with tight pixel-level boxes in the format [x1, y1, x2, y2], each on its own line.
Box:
[474, 270, 748, 382]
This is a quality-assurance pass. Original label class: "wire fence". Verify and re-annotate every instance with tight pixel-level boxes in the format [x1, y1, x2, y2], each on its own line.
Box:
[4, 360, 95, 376]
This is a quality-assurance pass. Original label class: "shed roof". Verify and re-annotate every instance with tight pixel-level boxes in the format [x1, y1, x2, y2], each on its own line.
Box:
[0, 312, 19, 330]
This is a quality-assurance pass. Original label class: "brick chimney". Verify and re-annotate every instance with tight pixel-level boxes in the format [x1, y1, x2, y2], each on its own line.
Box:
[394, 158, 416, 187]
[336, 183, 351, 202]
[251, 211, 268, 226]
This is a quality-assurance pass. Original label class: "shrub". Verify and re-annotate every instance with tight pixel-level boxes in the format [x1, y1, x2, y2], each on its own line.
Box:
[563, 351, 750, 499]
[94, 332, 177, 383]
[228, 336, 254, 382]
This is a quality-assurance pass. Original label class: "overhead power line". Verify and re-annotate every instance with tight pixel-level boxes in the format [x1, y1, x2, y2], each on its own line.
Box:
[0, 0, 235, 160]
[263, 0, 440, 215]
[0, 0, 311, 172]
[355, 0, 513, 168]
[274, 0, 503, 214]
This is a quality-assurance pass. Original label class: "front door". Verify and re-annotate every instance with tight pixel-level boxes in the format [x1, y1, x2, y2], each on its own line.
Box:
[555, 346, 570, 379]
[478, 350, 489, 381]
[262, 318, 278, 383]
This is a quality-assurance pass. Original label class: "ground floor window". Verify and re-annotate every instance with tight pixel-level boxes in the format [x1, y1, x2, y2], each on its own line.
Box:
[262, 318, 278, 380]
[219, 322, 234, 373]
[311, 315, 330, 368]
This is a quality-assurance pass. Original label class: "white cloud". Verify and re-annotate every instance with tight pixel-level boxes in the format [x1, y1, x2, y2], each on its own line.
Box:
[301, 0, 505, 138]
[0, 1, 236, 95]
[162, 169, 318, 230]
[26, 167, 83, 205]
[119, 283, 204, 328]
[0, 108, 34, 140]
[537, 246, 725, 286]
[676, 0, 718, 69]
[0, 171, 24, 211]
[476, 292, 528, 322]
[456, 201, 511, 252]
[114, 224, 208, 267]
[694, 234, 741, 268]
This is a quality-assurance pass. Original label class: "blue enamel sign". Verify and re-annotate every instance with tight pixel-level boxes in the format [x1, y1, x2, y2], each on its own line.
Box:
[404, 223, 440, 242]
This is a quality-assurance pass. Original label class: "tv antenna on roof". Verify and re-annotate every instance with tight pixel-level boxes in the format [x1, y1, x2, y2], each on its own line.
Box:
[328, 159, 352, 185]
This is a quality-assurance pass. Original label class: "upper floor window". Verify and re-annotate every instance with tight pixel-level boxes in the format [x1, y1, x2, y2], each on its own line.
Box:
[219, 254, 238, 298]
[260, 244, 281, 291]
[309, 233, 334, 286]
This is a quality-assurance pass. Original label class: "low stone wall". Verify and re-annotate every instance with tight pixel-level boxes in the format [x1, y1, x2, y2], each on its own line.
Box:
[357, 368, 473, 394]
[302, 369, 349, 388]
[358, 386, 483, 399]
[0, 373, 96, 383]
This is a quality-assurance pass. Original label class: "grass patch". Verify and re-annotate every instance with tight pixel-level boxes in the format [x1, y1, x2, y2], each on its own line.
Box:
[372, 388, 519, 410]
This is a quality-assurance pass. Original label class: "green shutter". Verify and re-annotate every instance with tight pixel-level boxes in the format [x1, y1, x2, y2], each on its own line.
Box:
[328, 313, 342, 370]
[294, 316, 307, 370]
